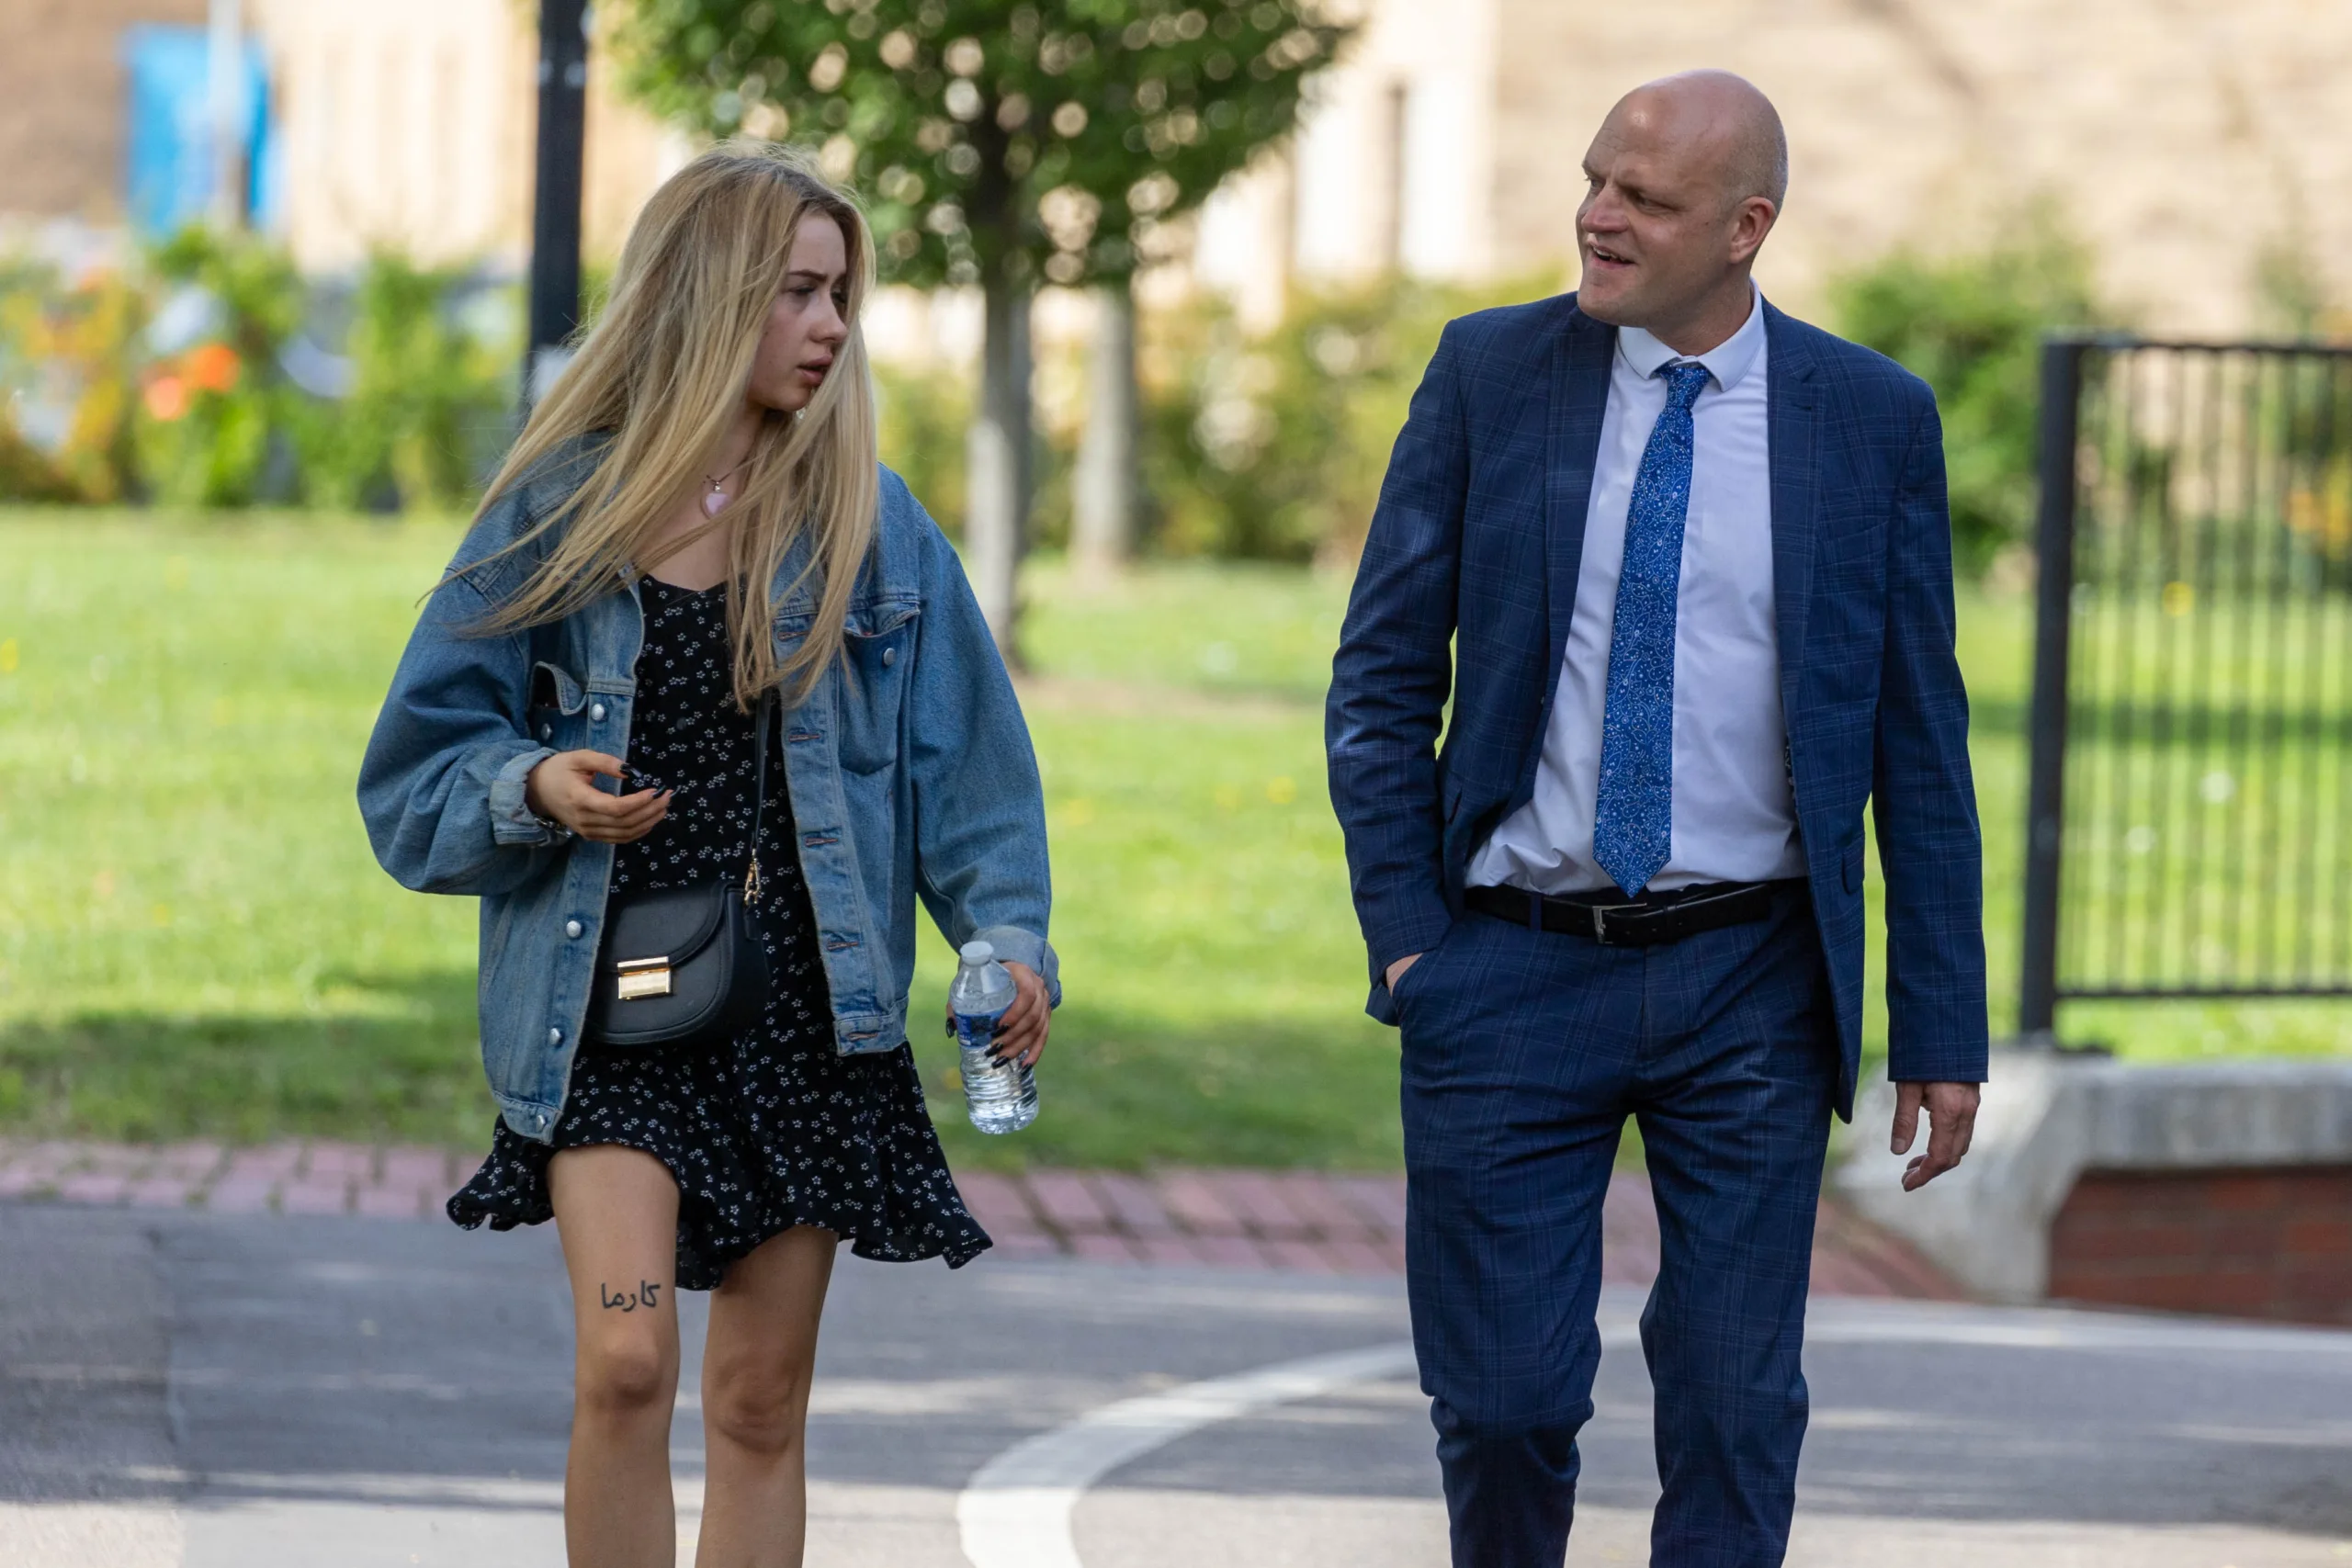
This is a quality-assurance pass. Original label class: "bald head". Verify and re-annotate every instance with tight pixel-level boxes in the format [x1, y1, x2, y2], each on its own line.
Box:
[1611, 70, 1788, 212]
[1575, 71, 1787, 352]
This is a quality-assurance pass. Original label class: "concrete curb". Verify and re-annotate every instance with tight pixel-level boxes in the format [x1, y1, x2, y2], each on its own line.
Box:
[1837, 1052, 2352, 1303]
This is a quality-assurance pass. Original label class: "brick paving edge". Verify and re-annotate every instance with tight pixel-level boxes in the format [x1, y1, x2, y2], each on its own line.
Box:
[0, 1135, 1962, 1299]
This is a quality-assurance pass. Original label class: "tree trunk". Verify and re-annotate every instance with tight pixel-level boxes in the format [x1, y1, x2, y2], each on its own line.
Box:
[965, 270, 1032, 662]
[1071, 281, 1139, 579]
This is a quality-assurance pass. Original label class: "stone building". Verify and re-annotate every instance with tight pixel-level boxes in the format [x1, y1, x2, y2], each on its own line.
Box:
[0, 0, 207, 231]
[0, 0, 683, 272]
[5, 0, 2347, 339]
[1197, 0, 2352, 338]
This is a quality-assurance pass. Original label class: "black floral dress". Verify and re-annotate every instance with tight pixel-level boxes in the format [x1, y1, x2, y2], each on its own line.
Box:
[447, 577, 990, 1288]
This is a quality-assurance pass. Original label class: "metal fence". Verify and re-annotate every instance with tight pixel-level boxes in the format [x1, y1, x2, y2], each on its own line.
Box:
[2019, 335, 2352, 1036]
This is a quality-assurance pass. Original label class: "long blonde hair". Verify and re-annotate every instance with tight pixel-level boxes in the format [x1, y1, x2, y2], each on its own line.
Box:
[467, 141, 880, 710]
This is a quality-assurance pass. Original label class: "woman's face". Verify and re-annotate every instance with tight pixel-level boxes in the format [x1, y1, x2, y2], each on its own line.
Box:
[745, 214, 851, 415]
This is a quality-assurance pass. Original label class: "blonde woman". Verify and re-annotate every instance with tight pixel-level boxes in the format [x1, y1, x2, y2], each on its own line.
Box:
[357, 145, 1057, 1567]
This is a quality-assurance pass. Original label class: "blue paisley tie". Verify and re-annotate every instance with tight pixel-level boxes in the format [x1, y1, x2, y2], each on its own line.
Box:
[1593, 361, 1711, 897]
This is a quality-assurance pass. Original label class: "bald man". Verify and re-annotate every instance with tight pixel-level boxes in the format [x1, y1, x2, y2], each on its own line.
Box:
[1328, 73, 1985, 1566]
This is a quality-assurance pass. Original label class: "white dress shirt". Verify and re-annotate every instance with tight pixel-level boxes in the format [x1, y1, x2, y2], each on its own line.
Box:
[1466, 287, 1804, 896]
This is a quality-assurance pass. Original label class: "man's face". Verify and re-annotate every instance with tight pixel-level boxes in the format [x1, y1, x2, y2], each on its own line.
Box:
[1574, 100, 1755, 329]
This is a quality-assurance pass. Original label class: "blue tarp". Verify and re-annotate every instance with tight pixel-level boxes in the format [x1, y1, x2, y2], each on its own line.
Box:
[122, 26, 278, 238]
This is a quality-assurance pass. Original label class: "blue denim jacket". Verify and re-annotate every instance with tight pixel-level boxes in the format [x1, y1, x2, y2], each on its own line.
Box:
[357, 444, 1058, 1143]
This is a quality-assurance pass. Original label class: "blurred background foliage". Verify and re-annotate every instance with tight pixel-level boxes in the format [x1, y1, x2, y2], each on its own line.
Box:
[134, 227, 305, 508]
[1131, 272, 1555, 561]
[0, 254, 144, 503]
[875, 356, 974, 528]
[1, 211, 2126, 579]
[1826, 219, 2109, 576]
[296, 251, 514, 513]
[0, 228, 517, 513]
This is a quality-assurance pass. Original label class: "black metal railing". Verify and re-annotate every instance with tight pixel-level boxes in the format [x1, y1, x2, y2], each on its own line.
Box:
[2019, 335, 2352, 1035]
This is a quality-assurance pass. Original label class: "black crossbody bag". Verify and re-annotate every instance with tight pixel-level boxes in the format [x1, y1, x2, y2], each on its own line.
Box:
[582, 694, 774, 1054]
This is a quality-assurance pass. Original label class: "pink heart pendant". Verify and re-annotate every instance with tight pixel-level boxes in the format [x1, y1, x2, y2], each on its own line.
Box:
[701, 489, 728, 518]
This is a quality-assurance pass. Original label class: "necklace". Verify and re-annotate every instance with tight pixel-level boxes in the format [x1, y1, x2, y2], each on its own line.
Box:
[702, 454, 752, 518]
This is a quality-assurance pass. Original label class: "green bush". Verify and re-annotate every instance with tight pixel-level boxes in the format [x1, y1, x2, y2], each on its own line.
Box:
[1827, 220, 2109, 574]
[0, 255, 146, 503]
[296, 252, 515, 513]
[864, 273, 1550, 565]
[135, 227, 308, 507]
[1, 227, 515, 514]
[1139, 272, 1556, 562]
[875, 357, 972, 538]
[0, 423, 80, 503]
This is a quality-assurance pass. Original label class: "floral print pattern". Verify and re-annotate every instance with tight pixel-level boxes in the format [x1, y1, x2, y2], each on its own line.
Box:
[447, 577, 989, 1287]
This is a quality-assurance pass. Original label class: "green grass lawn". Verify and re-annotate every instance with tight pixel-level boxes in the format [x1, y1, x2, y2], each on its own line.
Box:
[0, 514, 2342, 1170]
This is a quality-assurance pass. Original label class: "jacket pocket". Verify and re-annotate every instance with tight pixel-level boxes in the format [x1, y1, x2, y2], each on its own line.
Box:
[526, 660, 587, 748]
[836, 601, 920, 774]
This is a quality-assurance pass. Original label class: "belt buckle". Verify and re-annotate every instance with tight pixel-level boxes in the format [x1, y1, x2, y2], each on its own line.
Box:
[1590, 902, 1640, 945]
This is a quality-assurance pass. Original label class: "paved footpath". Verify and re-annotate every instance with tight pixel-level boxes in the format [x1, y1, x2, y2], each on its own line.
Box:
[6, 1151, 2352, 1567]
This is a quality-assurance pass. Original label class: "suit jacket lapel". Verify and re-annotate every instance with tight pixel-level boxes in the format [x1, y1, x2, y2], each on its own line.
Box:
[1544, 303, 1614, 710]
[1764, 302, 1820, 728]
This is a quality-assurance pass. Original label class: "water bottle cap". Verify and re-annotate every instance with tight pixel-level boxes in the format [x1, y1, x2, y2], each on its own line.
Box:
[959, 940, 995, 965]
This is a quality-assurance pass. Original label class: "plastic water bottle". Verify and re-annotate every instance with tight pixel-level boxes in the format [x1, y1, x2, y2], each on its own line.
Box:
[951, 940, 1037, 1134]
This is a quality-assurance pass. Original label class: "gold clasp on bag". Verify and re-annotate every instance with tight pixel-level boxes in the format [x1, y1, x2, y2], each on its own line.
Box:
[615, 956, 673, 1001]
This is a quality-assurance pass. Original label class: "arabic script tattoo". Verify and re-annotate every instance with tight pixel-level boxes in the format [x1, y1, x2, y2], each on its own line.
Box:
[598, 1280, 664, 1313]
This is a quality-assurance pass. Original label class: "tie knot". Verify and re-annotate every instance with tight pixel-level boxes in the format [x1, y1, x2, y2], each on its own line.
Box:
[1659, 361, 1710, 408]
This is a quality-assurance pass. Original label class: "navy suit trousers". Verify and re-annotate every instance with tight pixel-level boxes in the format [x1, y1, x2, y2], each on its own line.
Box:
[1396, 885, 1836, 1568]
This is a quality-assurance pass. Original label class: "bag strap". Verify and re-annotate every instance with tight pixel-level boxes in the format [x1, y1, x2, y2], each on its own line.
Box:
[743, 692, 774, 906]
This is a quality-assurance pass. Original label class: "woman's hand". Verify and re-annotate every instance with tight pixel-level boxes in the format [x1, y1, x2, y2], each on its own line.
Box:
[991, 963, 1052, 1066]
[525, 750, 673, 843]
[944, 961, 1052, 1068]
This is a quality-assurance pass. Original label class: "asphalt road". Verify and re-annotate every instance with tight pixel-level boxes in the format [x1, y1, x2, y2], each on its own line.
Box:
[6, 1200, 2351, 1567]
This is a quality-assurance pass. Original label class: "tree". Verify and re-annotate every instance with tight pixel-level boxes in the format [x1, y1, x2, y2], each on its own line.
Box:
[613, 0, 1350, 655]
[1070, 278, 1137, 576]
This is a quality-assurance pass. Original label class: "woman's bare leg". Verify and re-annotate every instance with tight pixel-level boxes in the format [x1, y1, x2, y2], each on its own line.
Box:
[694, 1225, 838, 1568]
[550, 1145, 684, 1568]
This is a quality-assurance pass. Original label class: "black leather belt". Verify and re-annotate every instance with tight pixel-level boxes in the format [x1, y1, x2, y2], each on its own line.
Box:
[1464, 880, 1797, 947]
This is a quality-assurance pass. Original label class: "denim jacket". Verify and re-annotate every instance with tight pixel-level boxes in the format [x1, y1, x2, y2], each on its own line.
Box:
[357, 442, 1058, 1143]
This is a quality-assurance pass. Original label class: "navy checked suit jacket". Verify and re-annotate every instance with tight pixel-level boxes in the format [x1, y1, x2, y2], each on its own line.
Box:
[1326, 293, 1989, 1117]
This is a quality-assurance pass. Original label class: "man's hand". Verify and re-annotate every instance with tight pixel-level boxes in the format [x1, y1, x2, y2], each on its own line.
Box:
[1892, 1081, 1980, 1191]
[1385, 953, 1422, 991]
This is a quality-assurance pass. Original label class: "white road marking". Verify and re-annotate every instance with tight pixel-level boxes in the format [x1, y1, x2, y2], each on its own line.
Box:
[953, 1294, 2352, 1568]
[956, 1341, 1419, 1568]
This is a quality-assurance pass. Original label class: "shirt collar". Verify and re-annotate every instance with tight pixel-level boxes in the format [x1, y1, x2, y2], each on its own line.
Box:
[1614, 281, 1767, 392]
